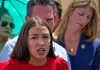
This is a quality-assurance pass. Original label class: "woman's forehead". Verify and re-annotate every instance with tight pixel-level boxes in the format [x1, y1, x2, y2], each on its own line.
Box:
[74, 6, 93, 13]
[29, 25, 49, 33]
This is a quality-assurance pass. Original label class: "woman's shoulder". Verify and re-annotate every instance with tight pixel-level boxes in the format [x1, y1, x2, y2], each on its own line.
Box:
[93, 38, 100, 52]
[0, 60, 9, 70]
[49, 57, 67, 62]
[0, 59, 23, 70]
[0, 59, 15, 70]
[94, 38, 100, 46]
[48, 57, 68, 70]
[54, 57, 67, 62]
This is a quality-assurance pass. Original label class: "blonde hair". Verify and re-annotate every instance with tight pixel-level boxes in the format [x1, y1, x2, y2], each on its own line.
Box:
[53, 0, 98, 42]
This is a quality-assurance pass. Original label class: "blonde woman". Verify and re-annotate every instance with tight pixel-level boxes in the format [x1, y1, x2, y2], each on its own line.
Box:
[53, 0, 98, 70]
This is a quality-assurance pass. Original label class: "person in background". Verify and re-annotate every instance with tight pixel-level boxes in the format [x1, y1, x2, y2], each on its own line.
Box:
[1, 0, 71, 69]
[53, 0, 62, 30]
[0, 17, 69, 70]
[0, 7, 15, 61]
[91, 46, 100, 70]
[94, 38, 100, 47]
[53, 0, 98, 70]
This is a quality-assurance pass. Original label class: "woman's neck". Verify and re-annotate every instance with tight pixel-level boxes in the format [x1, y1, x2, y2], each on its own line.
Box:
[64, 25, 81, 55]
[64, 25, 81, 40]
[28, 57, 47, 66]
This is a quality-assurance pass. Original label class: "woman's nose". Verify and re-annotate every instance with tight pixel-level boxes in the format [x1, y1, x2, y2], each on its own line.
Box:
[6, 24, 11, 29]
[38, 38, 45, 45]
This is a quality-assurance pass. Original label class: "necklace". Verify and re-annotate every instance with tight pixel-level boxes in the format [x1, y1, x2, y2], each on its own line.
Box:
[69, 47, 74, 53]
[69, 35, 75, 53]
[69, 44, 86, 53]
[64, 37, 76, 54]
[67, 37, 79, 54]
[64, 30, 80, 54]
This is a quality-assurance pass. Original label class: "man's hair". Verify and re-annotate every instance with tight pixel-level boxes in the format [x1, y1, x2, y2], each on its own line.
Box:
[54, 1, 62, 18]
[27, 0, 55, 17]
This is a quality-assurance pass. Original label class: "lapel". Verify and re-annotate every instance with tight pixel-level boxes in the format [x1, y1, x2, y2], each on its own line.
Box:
[73, 36, 94, 70]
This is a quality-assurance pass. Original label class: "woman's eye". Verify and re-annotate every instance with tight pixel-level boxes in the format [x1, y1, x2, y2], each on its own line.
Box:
[79, 12, 84, 16]
[43, 36, 50, 39]
[31, 36, 37, 39]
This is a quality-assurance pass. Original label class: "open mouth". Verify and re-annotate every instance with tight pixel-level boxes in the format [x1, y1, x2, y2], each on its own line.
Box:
[37, 48, 46, 55]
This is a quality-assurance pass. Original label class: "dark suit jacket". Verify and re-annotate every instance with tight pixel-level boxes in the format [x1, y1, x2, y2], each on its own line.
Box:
[92, 46, 100, 70]
[56, 36, 94, 70]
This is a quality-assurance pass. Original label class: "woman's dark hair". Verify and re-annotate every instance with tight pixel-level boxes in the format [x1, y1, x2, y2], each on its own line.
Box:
[11, 17, 56, 61]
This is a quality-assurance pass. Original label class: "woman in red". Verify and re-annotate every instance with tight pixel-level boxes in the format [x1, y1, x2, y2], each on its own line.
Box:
[0, 17, 68, 70]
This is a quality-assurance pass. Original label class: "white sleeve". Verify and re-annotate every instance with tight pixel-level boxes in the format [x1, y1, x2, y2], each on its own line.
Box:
[0, 36, 18, 62]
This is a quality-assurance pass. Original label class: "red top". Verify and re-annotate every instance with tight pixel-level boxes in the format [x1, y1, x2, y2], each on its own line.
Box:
[0, 57, 68, 70]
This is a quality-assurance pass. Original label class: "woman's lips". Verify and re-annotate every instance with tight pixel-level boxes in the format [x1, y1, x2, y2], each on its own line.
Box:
[37, 48, 45, 55]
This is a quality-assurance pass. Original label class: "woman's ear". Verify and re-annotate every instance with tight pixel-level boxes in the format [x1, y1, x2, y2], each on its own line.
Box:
[25, 16, 30, 22]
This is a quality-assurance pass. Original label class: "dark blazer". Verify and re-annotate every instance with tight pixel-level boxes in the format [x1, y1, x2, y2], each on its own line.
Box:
[92, 46, 100, 70]
[56, 36, 94, 70]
